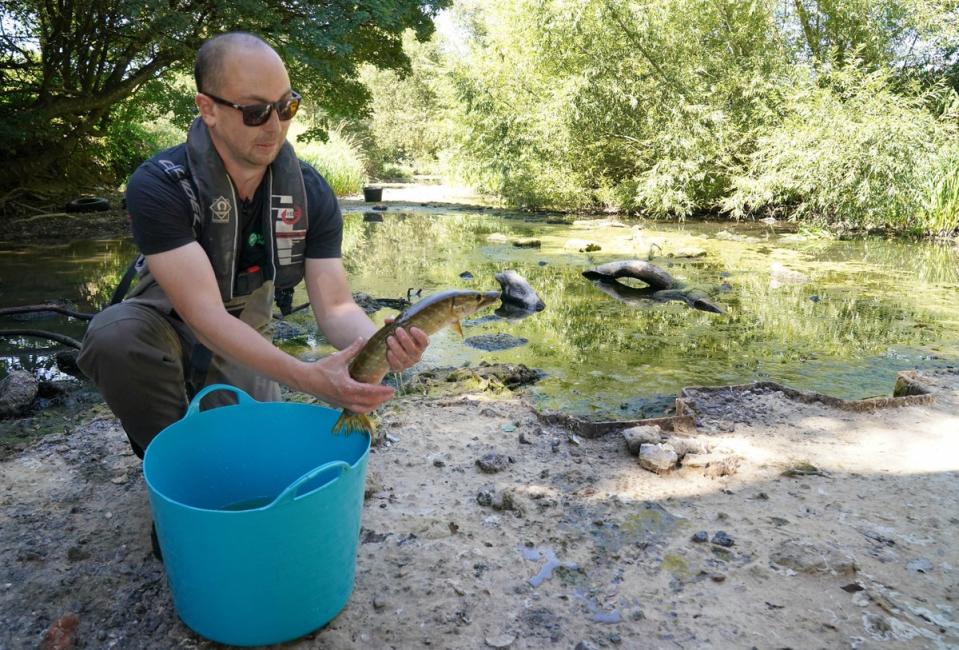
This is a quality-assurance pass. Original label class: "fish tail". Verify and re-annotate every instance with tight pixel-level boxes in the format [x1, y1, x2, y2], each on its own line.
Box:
[332, 410, 377, 440]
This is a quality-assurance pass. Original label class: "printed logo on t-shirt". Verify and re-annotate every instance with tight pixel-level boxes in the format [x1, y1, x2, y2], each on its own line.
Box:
[210, 196, 232, 224]
[271, 193, 306, 266]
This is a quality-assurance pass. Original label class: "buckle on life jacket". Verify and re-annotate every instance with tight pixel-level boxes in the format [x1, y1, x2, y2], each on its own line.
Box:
[235, 264, 265, 296]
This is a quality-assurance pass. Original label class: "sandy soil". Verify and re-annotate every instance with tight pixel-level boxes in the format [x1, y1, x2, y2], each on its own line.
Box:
[1, 365, 957, 650]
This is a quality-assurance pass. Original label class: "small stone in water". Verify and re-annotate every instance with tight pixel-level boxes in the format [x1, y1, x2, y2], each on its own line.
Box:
[691, 531, 708, 543]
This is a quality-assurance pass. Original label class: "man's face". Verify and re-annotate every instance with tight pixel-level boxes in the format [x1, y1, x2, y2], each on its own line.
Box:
[199, 45, 294, 171]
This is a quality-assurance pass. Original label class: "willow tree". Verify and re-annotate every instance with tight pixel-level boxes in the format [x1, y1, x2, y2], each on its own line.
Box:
[0, 0, 449, 195]
[440, 0, 958, 229]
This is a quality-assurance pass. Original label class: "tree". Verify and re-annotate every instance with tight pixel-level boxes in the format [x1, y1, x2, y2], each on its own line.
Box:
[0, 0, 449, 195]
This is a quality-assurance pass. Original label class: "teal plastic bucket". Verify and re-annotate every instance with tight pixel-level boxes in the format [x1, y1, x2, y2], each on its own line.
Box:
[142, 384, 369, 646]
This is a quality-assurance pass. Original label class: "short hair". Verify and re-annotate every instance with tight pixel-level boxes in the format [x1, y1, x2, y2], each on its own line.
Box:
[194, 32, 274, 95]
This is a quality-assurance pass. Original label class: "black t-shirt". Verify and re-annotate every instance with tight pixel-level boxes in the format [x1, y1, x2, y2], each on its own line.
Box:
[126, 145, 343, 262]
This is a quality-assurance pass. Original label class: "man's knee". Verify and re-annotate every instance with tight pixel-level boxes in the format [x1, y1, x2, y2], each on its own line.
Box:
[78, 303, 183, 383]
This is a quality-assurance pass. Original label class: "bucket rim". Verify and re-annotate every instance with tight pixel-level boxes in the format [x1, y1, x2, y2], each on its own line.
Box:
[142, 385, 370, 514]
[144, 445, 369, 515]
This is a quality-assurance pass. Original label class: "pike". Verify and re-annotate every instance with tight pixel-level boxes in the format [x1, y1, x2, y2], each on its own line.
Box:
[333, 289, 501, 437]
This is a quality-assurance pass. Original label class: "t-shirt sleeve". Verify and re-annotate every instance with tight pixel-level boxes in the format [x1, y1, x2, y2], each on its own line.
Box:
[126, 162, 196, 255]
[301, 162, 343, 259]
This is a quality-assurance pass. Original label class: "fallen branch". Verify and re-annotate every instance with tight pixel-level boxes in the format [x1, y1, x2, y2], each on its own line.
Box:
[11, 201, 52, 214]
[535, 410, 697, 438]
[0, 187, 24, 209]
[0, 329, 82, 349]
[12, 212, 78, 223]
[0, 304, 96, 320]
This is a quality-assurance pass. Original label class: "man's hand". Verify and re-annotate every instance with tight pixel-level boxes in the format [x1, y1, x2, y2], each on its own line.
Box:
[306, 338, 395, 413]
[384, 320, 429, 372]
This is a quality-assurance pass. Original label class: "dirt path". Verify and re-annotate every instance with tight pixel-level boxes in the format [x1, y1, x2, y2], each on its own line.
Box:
[1, 367, 957, 649]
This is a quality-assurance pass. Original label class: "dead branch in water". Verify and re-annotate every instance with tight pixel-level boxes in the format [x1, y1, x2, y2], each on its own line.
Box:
[0, 329, 82, 349]
[0, 304, 96, 320]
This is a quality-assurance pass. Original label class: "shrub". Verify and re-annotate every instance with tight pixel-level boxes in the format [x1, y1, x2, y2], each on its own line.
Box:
[294, 122, 368, 196]
[724, 64, 952, 229]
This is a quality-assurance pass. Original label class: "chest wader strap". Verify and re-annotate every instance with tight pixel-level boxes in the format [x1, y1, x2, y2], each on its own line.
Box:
[109, 256, 142, 306]
[186, 344, 214, 399]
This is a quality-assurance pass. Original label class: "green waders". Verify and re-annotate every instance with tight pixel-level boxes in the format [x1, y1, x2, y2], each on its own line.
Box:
[77, 272, 281, 458]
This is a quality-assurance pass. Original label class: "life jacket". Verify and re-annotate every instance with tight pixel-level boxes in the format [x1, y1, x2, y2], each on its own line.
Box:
[148, 118, 309, 303]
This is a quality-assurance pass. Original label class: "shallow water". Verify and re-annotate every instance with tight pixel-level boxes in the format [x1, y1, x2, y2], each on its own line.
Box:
[2, 208, 957, 418]
[336, 209, 959, 418]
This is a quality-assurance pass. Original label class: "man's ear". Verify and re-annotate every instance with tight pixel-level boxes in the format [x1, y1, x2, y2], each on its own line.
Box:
[195, 93, 216, 126]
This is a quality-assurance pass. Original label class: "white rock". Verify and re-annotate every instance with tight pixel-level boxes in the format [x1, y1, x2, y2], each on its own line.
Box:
[623, 425, 663, 455]
[638, 443, 678, 473]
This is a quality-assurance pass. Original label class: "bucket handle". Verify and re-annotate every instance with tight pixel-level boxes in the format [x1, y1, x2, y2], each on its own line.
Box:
[271, 460, 351, 506]
[185, 384, 255, 417]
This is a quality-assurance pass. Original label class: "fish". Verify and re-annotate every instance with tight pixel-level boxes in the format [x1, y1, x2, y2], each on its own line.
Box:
[333, 289, 501, 437]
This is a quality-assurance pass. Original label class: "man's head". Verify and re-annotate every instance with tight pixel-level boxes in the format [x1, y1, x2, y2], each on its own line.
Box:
[194, 33, 298, 171]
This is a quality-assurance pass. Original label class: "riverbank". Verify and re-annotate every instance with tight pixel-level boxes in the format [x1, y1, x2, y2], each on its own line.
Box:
[1, 366, 957, 649]
[4, 182, 958, 247]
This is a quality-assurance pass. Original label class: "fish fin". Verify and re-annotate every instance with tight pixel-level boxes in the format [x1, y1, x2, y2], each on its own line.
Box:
[451, 319, 463, 337]
[332, 410, 377, 442]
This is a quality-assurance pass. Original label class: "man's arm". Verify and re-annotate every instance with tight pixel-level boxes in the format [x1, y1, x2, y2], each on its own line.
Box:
[304, 257, 428, 371]
[146, 242, 395, 413]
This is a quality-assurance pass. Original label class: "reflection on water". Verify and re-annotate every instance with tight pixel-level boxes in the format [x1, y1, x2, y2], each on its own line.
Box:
[2, 211, 957, 418]
[0, 239, 136, 379]
[336, 210, 959, 417]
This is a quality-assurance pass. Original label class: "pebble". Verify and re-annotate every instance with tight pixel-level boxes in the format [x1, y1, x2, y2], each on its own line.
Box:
[691, 531, 709, 543]
[485, 634, 516, 648]
[638, 443, 678, 473]
[711, 531, 735, 547]
[906, 558, 933, 573]
[476, 452, 509, 473]
[622, 425, 662, 455]
[39, 613, 79, 650]
[664, 436, 708, 457]
[0, 370, 38, 417]
[769, 539, 857, 576]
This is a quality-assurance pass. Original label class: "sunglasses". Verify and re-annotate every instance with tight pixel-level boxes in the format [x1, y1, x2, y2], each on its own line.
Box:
[203, 91, 302, 126]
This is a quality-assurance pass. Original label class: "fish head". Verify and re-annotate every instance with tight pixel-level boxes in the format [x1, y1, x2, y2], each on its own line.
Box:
[451, 290, 501, 318]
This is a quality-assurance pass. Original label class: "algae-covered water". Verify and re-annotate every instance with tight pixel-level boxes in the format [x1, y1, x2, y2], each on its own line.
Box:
[2, 207, 957, 418]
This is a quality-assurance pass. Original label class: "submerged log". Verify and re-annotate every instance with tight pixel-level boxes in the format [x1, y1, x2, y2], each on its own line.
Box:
[586, 279, 724, 314]
[495, 270, 545, 312]
[581, 260, 675, 290]
[652, 289, 724, 314]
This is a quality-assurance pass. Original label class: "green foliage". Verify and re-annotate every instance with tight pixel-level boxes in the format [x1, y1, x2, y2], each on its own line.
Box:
[0, 0, 450, 194]
[441, 0, 789, 213]
[920, 146, 959, 236]
[354, 33, 450, 179]
[294, 121, 368, 197]
[725, 64, 956, 229]
[391, 0, 959, 233]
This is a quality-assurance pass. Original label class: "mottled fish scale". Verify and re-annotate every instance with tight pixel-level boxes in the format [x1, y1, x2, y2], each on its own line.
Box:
[333, 289, 500, 437]
[349, 290, 473, 384]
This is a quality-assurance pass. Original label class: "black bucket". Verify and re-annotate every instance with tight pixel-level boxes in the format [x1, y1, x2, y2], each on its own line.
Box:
[362, 186, 383, 202]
